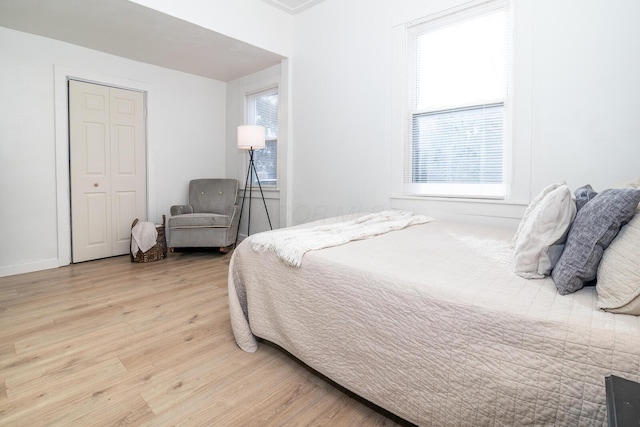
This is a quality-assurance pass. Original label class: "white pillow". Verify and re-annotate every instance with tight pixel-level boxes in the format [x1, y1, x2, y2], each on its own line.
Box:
[597, 213, 640, 315]
[512, 183, 562, 247]
[513, 183, 576, 279]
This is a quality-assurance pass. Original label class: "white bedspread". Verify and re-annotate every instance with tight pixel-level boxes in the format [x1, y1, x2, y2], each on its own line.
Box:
[228, 219, 640, 426]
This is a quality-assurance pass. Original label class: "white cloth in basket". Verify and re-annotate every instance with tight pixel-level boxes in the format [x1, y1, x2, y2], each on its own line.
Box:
[131, 221, 158, 256]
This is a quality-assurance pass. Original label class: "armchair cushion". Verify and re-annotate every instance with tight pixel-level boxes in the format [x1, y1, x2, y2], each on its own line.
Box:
[169, 213, 230, 228]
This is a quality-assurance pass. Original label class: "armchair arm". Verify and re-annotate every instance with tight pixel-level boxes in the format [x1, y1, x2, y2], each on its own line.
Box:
[226, 204, 240, 228]
[170, 204, 193, 216]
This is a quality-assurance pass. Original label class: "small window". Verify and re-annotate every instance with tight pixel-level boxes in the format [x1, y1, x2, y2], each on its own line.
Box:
[246, 87, 278, 187]
[405, 1, 511, 198]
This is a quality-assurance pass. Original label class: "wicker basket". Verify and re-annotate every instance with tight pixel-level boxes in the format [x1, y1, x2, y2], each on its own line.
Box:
[130, 215, 167, 263]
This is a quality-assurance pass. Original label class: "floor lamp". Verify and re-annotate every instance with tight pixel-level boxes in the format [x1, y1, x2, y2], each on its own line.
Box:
[235, 125, 273, 247]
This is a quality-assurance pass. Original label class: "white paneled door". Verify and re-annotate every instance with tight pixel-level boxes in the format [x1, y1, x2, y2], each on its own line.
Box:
[69, 80, 146, 263]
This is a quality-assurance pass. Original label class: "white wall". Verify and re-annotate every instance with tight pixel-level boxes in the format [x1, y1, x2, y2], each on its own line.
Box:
[291, 0, 394, 225]
[0, 27, 226, 277]
[290, 0, 640, 227]
[529, 0, 640, 193]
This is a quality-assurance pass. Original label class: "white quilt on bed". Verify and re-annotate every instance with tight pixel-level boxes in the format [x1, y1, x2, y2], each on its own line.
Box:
[228, 219, 640, 426]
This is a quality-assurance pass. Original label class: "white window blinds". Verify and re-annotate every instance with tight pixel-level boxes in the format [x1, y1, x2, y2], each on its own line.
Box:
[405, 0, 510, 198]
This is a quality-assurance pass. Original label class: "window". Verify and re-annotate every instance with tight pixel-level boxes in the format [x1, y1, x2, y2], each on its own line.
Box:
[404, 1, 510, 198]
[246, 87, 278, 187]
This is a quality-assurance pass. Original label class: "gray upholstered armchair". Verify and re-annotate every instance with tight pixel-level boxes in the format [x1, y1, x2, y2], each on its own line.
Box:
[167, 179, 240, 251]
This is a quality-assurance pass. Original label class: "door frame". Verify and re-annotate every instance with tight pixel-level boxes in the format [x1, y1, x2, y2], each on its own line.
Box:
[54, 65, 156, 267]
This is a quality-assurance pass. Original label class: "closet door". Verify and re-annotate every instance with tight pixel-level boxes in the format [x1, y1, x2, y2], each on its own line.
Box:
[69, 80, 146, 263]
[109, 87, 147, 256]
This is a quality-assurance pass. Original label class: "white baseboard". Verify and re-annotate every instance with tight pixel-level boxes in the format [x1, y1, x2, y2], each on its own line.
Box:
[0, 258, 60, 278]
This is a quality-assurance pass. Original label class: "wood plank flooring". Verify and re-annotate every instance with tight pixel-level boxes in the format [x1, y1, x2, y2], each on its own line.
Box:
[0, 250, 408, 426]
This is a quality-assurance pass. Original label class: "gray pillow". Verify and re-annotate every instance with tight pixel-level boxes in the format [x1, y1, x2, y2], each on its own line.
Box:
[574, 184, 598, 211]
[552, 188, 640, 295]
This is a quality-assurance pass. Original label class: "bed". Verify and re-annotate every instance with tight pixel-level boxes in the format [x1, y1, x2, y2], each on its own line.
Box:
[228, 213, 640, 426]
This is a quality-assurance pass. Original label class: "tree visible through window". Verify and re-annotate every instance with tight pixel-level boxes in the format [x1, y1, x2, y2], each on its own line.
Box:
[405, 1, 510, 198]
[247, 87, 278, 187]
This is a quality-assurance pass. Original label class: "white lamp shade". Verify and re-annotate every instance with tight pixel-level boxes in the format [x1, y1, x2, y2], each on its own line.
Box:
[237, 125, 265, 150]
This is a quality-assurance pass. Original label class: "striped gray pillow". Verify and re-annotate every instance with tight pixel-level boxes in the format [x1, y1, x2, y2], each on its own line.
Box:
[552, 188, 640, 295]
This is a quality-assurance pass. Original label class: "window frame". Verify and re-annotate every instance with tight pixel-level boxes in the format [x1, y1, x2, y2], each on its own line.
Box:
[403, 0, 512, 200]
[244, 85, 279, 189]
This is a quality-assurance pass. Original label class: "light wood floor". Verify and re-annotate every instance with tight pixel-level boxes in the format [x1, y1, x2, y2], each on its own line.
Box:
[0, 250, 409, 426]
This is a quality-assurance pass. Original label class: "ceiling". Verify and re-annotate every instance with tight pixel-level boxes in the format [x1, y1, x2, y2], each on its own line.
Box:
[0, 0, 303, 82]
[261, 0, 325, 14]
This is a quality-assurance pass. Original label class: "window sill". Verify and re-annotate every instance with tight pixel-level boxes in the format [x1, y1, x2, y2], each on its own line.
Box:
[238, 187, 280, 200]
[391, 194, 528, 206]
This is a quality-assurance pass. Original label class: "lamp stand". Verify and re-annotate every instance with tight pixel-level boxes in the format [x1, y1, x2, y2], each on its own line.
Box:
[235, 148, 272, 247]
